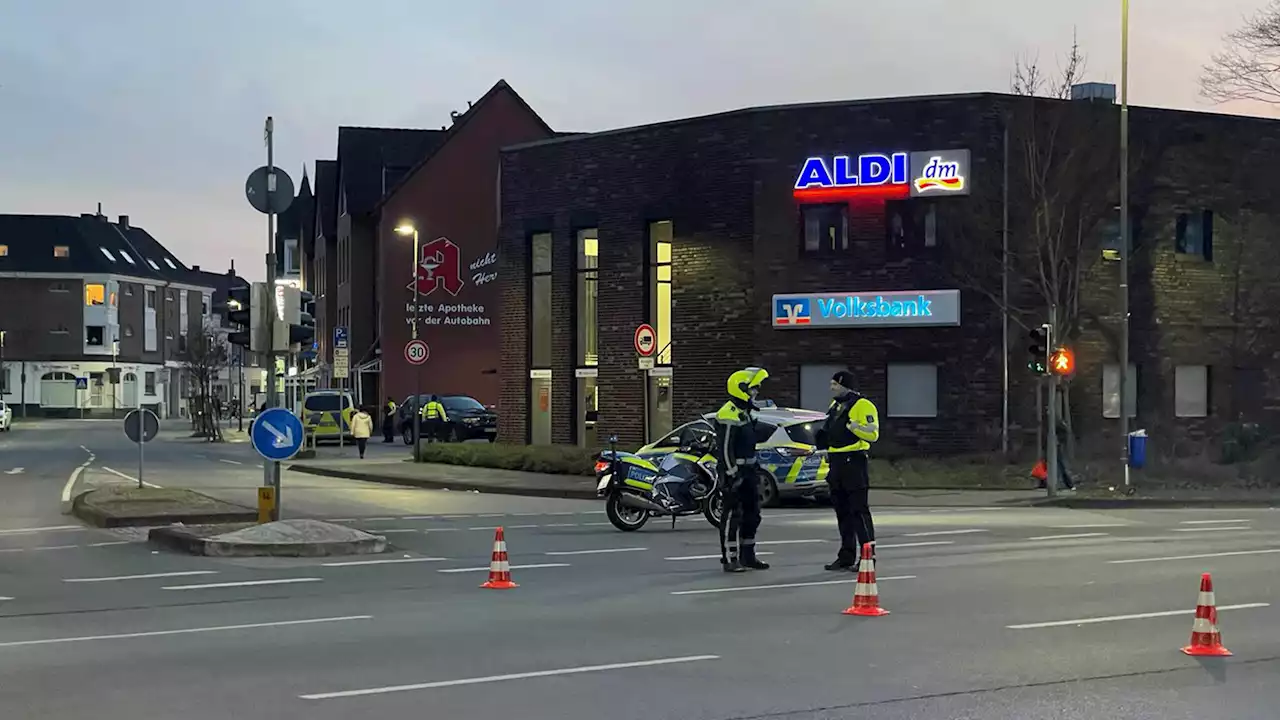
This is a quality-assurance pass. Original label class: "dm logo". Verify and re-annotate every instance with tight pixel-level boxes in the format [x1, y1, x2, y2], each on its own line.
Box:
[913, 156, 965, 194]
[774, 297, 811, 326]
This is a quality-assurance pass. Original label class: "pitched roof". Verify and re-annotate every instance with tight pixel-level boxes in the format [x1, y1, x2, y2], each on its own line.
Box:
[376, 79, 554, 210]
[314, 159, 338, 241]
[336, 127, 446, 216]
[0, 213, 212, 288]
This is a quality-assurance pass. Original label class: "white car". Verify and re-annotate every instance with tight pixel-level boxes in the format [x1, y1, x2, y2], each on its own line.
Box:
[0, 401, 10, 431]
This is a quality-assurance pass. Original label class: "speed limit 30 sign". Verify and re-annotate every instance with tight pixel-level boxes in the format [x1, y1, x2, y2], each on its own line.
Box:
[404, 339, 430, 365]
[634, 324, 657, 357]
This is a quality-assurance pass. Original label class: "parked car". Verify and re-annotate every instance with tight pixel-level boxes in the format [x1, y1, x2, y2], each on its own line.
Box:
[0, 401, 11, 431]
[632, 403, 830, 507]
[399, 394, 498, 443]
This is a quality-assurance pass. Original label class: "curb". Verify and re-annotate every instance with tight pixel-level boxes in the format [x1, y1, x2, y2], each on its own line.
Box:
[71, 493, 259, 529]
[148, 526, 388, 557]
[1031, 497, 1280, 509]
[288, 465, 599, 500]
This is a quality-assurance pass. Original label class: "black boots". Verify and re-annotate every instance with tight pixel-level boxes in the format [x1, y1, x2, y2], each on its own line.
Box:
[741, 548, 770, 570]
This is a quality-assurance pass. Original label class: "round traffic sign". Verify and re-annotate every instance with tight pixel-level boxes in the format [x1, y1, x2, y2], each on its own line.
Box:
[405, 339, 430, 365]
[123, 408, 160, 444]
[634, 324, 657, 357]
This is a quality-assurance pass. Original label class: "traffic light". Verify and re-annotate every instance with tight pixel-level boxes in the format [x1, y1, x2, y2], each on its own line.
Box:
[1027, 323, 1052, 375]
[228, 283, 270, 352]
[271, 286, 315, 351]
[1049, 346, 1076, 376]
[291, 290, 316, 347]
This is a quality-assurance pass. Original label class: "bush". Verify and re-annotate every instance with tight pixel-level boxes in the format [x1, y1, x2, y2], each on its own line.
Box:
[415, 443, 603, 476]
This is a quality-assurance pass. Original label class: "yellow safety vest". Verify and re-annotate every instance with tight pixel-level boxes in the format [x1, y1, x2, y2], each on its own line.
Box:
[420, 401, 447, 421]
[828, 396, 880, 453]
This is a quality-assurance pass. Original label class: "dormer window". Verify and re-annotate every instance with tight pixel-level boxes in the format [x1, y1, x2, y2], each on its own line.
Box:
[54, 245, 70, 258]
[120, 250, 136, 264]
[147, 259, 160, 270]
[163, 258, 177, 270]
[100, 247, 116, 262]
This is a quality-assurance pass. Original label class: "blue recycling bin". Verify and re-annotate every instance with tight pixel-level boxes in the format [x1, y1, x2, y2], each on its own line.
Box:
[1128, 429, 1148, 469]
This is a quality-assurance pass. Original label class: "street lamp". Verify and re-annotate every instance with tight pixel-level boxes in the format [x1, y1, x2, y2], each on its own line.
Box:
[1119, 0, 1133, 492]
[395, 222, 422, 462]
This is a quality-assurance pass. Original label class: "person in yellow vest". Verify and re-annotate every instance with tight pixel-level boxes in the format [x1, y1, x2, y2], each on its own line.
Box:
[382, 396, 397, 443]
[715, 367, 771, 573]
[817, 370, 881, 572]
[419, 395, 449, 443]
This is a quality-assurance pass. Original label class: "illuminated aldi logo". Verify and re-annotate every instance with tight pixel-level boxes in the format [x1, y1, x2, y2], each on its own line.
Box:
[793, 149, 971, 200]
[772, 289, 961, 329]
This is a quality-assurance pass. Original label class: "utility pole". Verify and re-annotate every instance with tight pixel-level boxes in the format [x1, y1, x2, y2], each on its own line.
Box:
[263, 117, 281, 518]
[1045, 304, 1059, 497]
[1000, 119, 1010, 456]
[1118, 0, 1134, 491]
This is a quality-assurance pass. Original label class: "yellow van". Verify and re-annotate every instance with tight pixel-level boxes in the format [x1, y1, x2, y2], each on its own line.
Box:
[301, 389, 356, 442]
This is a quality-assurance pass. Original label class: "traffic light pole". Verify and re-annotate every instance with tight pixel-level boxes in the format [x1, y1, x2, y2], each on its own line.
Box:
[1045, 305, 1059, 498]
[263, 117, 281, 520]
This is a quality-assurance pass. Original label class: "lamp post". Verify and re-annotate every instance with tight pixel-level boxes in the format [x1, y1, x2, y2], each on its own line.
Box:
[395, 223, 422, 462]
[1119, 0, 1133, 491]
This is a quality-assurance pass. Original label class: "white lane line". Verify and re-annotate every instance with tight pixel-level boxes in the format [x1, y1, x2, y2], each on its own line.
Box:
[1026, 532, 1110, 541]
[505, 524, 540, 530]
[1052, 524, 1129, 529]
[62, 451, 96, 503]
[902, 529, 987, 537]
[1172, 526, 1253, 533]
[580, 522, 614, 527]
[1180, 519, 1251, 525]
[162, 578, 323, 591]
[373, 529, 420, 534]
[401, 516, 437, 520]
[666, 552, 777, 561]
[423, 528, 460, 533]
[87, 541, 132, 547]
[0, 545, 80, 553]
[1008, 603, 1270, 629]
[299, 655, 720, 700]
[64, 571, 219, 583]
[437, 563, 570, 574]
[364, 517, 396, 522]
[0, 525, 83, 535]
[100, 466, 162, 488]
[543, 523, 581, 528]
[1110, 548, 1280, 564]
[671, 575, 916, 596]
[322, 557, 448, 567]
[544, 547, 646, 556]
[218, 459, 243, 465]
[327, 518, 358, 523]
[0, 616, 373, 649]
[477, 513, 504, 518]
[468, 526, 497, 531]
[757, 539, 829, 546]
[79, 445, 91, 452]
[0, 597, 12, 601]
[877, 541, 955, 549]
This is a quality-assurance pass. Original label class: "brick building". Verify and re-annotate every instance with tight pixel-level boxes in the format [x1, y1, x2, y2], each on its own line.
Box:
[496, 91, 1280, 457]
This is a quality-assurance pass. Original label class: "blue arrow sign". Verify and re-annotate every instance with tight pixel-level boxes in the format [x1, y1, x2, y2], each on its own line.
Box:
[250, 408, 305, 462]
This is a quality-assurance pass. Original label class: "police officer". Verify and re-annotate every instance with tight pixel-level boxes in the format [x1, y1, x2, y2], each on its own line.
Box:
[818, 370, 881, 571]
[382, 396, 397, 443]
[419, 395, 449, 443]
[715, 367, 771, 573]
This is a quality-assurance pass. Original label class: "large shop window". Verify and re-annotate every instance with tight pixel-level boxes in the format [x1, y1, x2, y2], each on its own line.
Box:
[1102, 364, 1138, 419]
[647, 221, 675, 440]
[576, 229, 600, 446]
[887, 363, 938, 418]
[801, 204, 849, 254]
[529, 233, 553, 445]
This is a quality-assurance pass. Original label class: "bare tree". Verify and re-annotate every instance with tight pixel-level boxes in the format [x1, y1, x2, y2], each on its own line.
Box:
[180, 318, 231, 442]
[1202, 1, 1280, 104]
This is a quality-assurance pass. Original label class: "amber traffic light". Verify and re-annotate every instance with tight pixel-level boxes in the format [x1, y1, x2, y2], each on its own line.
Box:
[1049, 347, 1075, 376]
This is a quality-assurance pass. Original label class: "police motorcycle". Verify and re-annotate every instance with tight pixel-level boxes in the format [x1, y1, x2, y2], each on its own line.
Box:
[595, 434, 725, 532]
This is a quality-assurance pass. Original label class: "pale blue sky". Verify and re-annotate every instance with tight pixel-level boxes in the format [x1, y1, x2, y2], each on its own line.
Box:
[0, 0, 1269, 279]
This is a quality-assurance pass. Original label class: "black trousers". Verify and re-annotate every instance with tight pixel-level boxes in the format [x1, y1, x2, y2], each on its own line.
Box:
[356, 438, 368, 458]
[383, 416, 395, 442]
[719, 465, 762, 565]
[828, 451, 875, 563]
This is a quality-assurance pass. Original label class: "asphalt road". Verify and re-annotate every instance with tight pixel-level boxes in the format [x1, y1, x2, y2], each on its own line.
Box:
[1, 419, 1278, 719]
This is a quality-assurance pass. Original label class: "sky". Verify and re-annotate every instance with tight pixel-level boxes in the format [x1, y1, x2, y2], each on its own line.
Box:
[1, 0, 1273, 281]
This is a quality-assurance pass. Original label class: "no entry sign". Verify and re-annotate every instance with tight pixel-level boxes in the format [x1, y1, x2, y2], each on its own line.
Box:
[634, 324, 657, 357]
[404, 339, 430, 365]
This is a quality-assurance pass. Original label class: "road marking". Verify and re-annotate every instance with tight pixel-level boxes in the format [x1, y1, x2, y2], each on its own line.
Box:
[365, 517, 396, 522]
[1026, 532, 1110, 541]
[438, 563, 570, 574]
[757, 539, 829, 546]
[0, 616, 373, 649]
[545, 547, 647, 556]
[1007, 603, 1270, 629]
[64, 448, 97, 502]
[666, 552, 776, 561]
[218, 459, 243, 465]
[0, 597, 11, 601]
[4, 468, 24, 475]
[299, 655, 720, 700]
[423, 528, 460, 533]
[502, 524, 540, 530]
[902, 529, 987, 537]
[87, 541, 131, 547]
[162, 578, 323, 590]
[477, 513, 504, 518]
[580, 522, 613, 527]
[373, 529, 420, 534]
[543, 523, 580, 528]
[1110, 548, 1280, 564]
[100, 466, 162, 488]
[0, 525, 83, 535]
[1172, 526, 1252, 533]
[671, 575, 916, 596]
[468, 526, 497, 531]
[1180, 519, 1251, 525]
[322, 557, 447, 567]
[0, 545, 80, 552]
[402, 515, 437, 520]
[877, 541, 955, 549]
[64, 571, 219, 583]
[327, 518, 357, 523]
[1052, 524, 1128, 529]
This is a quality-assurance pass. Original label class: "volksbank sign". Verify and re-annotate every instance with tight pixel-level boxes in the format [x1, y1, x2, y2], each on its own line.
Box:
[772, 289, 961, 329]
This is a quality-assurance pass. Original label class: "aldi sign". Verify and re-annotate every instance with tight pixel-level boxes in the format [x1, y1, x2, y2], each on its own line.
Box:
[793, 149, 971, 200]
[773, 289, 961, 329]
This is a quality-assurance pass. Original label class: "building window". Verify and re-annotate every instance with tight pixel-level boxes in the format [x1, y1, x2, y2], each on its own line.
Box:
[145, 372, 157, 396]
[145, 288, 157, 309]
[0, 245, 8, 256]
[1102, 363, 1138, 419]
[85, 284, 106, 306]
[123, 325, 135, 338]
[86, 326, 105, 346]
[887, 363, 938, 418]
[49, 325, 69, 335]
[649, 221, 673, 366]
[180, 290, 189, 335]
[1175, 210, 1213, 261]
[124, 285, 134, 296]
[1, 366, 8, 394]
[164, 258, 177, 270]
[576, 229, 599, 366]
[801, 204, 848, 254]
[1175, 365, 1210, 418]
[53, 245, 70, 258]
[100, 247, 116, 262]
[886, 201, 939, 254]
[49, 282, 69, 293]
[202, 293, 210, 317]
[530, 233, 552, 368]
[119, 250, 136, 265]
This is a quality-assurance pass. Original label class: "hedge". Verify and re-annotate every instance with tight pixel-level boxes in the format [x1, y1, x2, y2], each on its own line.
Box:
[414, 443, 607, 476]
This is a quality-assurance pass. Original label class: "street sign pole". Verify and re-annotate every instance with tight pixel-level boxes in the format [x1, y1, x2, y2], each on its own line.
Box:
[412, 229, 422, 463]
[137, 383, 144, 489]
[263, 117, 281, 519]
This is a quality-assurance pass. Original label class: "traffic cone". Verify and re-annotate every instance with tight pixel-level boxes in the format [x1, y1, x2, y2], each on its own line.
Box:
[1182, 572, 1231, 656]
[480, 527, 518, 590]
[842, 542, 889, 617]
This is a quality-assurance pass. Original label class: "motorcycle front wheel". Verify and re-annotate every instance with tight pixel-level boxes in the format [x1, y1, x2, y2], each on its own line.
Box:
[702, 492, 725, 529]
[606, 493, 650, 532]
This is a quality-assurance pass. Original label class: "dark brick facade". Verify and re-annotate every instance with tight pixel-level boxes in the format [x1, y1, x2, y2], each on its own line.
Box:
[497, 93, 1280, 457]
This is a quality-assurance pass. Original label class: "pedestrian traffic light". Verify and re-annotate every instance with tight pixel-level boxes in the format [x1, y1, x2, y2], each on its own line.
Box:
[1027, 323, 1052, 375]
[290, 290, 316, 347]
[1049, 346, 1076, 376]
[228, 283, 269, 352]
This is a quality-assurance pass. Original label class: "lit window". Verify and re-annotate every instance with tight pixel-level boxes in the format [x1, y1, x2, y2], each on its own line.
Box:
[0, 245, 8, 257]
[649, 221, 673, 365]
[1175, 365, 1209, 418]
[119, 250, 136, 265]
[576, 229, 598, 366]
[85, 284, 106, 306]
[801, 205, 848, 254]
[164, 258, 177, 270]
[147, 259, 160, 270]
[100, 247, 116, 262]
[54, 245, 70, 258]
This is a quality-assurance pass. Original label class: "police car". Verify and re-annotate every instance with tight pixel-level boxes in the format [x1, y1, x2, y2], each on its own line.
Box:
[634, 402, 830, 507]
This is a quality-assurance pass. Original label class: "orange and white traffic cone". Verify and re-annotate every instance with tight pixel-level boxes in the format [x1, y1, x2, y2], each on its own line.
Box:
[1182, 572, 1231, 656]
[480, 527, 518, 590]
[842, 542, 889, 617]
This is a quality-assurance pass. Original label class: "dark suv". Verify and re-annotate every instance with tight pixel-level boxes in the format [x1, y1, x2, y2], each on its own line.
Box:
[398, 394, 498, 443]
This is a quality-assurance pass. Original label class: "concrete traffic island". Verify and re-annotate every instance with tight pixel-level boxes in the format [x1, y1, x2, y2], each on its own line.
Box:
[72, 486, 259, 528]
[148, 518, 388, 557]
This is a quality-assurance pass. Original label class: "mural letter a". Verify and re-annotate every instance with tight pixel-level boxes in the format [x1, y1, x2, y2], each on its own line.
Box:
[414, 237, 465, 296]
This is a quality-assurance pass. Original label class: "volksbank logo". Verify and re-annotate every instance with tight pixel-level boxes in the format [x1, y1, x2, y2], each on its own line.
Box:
[818, 294, 932, 319]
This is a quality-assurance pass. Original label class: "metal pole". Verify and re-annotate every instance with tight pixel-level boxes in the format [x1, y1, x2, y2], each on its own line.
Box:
[1000, 119, 1010, 456]
[237, 348, 244, 432]
[412, 229, 422, 462]
[1046, 304, 1059, 497]
[264, 116, 282, 520]
[137, 391, 144, 490]
[0, 331, 6, 404]
[1118, 0, 1133, 490]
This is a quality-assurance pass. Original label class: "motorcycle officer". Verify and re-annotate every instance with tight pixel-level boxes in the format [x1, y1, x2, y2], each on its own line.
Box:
[715, 367, 771, 573]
